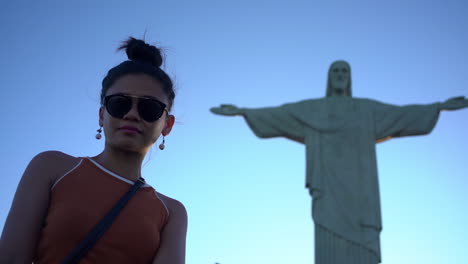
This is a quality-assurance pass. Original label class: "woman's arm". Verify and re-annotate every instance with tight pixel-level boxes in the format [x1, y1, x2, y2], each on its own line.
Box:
[0, 151, 79, 264]
[152, 195, 188, 264]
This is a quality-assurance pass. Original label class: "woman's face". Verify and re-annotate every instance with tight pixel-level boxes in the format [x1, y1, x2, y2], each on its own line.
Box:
[99, 74, 175, 153]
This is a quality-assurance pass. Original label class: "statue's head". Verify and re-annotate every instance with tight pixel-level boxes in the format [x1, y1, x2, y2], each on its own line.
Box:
[326, 60, 352, 97]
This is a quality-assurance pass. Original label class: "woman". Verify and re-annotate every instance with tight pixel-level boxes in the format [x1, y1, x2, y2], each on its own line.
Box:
[0, 37, 187, 264]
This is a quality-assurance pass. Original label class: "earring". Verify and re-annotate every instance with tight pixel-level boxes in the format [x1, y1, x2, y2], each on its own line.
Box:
[95, 127, 103, 140]
[159, 136, 165, 150]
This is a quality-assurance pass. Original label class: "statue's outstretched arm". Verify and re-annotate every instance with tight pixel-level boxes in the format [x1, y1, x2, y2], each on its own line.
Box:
[372, 100, 441, 140]
[210, 103, 305, 143]
[438, 96, 468, 111]
[210, 104, 246, 116]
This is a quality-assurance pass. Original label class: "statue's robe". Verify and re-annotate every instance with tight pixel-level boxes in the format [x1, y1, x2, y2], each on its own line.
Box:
[242, 97, 440, 263]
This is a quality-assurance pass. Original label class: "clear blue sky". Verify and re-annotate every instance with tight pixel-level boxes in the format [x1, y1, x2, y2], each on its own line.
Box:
[1, 0, 467, 263]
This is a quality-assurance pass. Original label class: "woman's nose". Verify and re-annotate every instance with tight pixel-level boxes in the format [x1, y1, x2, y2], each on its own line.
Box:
[123, 99, 141, 121]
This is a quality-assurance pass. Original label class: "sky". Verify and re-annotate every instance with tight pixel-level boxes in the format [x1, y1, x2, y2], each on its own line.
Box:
[0, 0, 467, 263]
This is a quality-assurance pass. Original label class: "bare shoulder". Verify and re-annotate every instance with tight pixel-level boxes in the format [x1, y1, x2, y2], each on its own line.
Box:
[0, 151, 81, 262]
[156, 192, 187, 217]
[31, 150, 79, 165]
[29, 150, 81, 185]
[151, 193, 188, 264]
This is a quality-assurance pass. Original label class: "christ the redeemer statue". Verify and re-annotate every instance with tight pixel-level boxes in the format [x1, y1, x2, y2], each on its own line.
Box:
[210, 61, 468, 264]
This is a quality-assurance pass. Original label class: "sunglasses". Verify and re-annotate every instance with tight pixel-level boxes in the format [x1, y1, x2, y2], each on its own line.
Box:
[103, 94, 168, 122]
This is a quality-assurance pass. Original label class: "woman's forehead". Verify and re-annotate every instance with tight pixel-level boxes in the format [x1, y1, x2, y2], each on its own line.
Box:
[108, 74, 166, 99]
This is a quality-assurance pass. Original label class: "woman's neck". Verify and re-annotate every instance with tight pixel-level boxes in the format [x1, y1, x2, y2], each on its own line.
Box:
[92, 147, 146, 182]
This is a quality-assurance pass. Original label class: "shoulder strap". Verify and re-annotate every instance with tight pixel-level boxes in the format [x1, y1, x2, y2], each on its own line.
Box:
[61, 178, 145, 264]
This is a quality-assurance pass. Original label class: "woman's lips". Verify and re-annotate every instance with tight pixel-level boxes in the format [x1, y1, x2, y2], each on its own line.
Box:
[119, 126, 142, 134]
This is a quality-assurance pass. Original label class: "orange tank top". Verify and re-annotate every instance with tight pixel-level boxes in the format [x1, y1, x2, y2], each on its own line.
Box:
[34, 158, 169, 264]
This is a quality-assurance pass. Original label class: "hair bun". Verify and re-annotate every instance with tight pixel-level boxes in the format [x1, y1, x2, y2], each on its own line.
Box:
[118, 37, 163, 67]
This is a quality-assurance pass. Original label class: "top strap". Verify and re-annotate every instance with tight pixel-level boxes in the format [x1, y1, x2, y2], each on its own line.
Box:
[61, 178, 145, 264]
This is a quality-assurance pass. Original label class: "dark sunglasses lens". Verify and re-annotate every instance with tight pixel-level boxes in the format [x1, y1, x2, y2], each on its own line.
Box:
[138, 99, 165, 122]
[106, 96, 132, 118]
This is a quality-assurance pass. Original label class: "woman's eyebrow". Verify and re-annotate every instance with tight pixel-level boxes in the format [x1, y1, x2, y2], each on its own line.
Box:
[112, 93, 160, 100]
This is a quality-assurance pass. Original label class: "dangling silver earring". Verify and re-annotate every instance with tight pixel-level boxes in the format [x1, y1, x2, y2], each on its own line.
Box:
[95, 127, 103, 140]
[159, 136, 165, 150]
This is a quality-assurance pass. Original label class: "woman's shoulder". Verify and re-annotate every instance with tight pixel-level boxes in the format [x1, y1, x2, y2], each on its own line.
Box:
[29, 151, 82, 185]
[155, 192, 187, 216]
[32, 150, 81, 168]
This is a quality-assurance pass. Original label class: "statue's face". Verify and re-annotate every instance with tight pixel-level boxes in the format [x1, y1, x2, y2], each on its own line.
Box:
[329, 62, 350, 96]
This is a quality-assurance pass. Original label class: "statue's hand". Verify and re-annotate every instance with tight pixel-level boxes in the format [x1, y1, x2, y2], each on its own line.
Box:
[440, 96, 468, 111]
[210, 104, 244, 116]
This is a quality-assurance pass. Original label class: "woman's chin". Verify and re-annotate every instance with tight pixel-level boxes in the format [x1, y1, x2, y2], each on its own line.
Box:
[109, 139, 148, 153]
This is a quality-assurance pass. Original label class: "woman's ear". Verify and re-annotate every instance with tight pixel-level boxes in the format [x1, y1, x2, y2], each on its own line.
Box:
[99, 107, 104, 127]
[162, 114, 175, 136]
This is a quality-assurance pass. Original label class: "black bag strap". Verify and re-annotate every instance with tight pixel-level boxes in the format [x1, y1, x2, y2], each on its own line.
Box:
[60, 178, 145, 264]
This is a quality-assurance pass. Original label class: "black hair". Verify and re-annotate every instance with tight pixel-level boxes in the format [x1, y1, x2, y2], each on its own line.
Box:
[101, 37, 175, 110]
